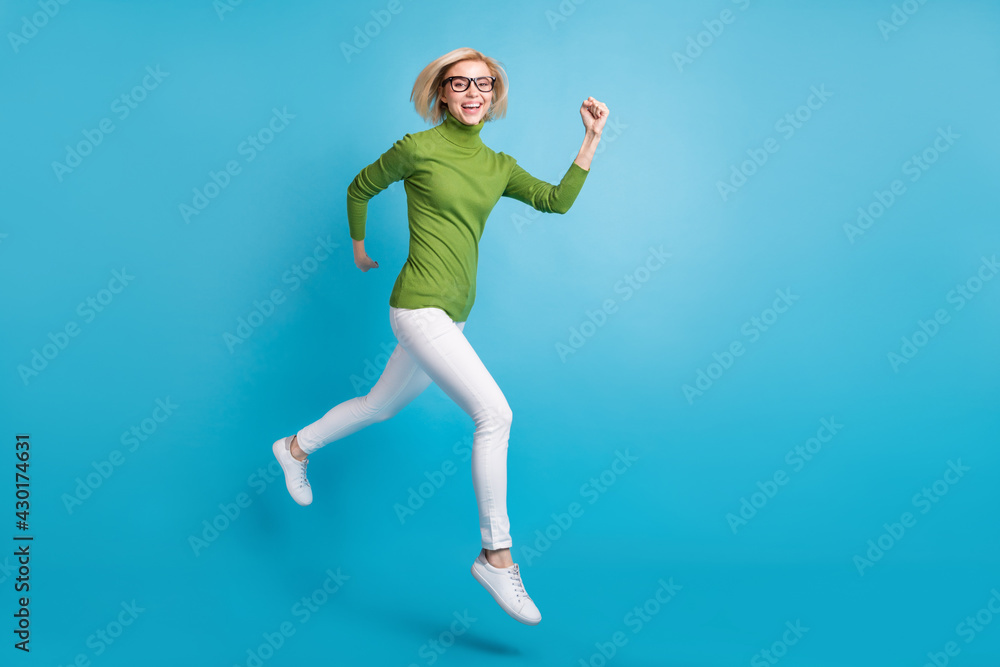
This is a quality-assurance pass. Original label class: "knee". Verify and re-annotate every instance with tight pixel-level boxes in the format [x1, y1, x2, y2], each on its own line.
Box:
[361, 394, 397, 423]
[498, 404, 513, 429]
[476, 402, 513, 434]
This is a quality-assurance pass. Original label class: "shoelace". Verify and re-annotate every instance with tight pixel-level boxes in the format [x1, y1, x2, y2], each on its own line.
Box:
[509, 564, 530, 601]
[295, 458, 310, 489]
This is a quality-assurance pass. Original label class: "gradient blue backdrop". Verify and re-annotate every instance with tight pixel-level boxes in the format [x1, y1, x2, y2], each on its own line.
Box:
[2, 0, 999, 665]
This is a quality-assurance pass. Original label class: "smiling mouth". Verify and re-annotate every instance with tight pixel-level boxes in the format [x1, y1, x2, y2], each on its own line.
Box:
[461, 103, 482, 112]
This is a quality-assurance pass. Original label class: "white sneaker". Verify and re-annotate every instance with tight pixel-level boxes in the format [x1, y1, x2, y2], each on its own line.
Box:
[471, 549, 541, 625]
[272, 436, 312, 506]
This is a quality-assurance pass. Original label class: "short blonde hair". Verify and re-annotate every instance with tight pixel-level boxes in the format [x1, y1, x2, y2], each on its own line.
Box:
[411, 47, 509, 125]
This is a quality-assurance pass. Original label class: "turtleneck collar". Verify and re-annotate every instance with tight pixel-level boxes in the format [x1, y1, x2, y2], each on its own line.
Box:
[434, 107, 485, 149]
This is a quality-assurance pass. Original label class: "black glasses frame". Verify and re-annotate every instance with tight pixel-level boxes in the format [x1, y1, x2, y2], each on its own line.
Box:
[442, 76, 496, 92]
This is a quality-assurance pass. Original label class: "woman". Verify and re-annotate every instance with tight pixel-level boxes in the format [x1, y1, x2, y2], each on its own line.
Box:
[272, 47, 608, 625]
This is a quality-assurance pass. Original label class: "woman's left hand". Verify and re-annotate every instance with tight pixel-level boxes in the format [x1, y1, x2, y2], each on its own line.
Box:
[580, 97, 609, 135]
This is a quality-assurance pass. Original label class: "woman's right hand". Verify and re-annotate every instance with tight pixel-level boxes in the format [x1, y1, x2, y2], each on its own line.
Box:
[355, 253, 379, 272]
[352, 238, 379, 272]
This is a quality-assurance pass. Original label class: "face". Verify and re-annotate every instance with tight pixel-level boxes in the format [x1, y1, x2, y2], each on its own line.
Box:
[440, 60, 494, 126]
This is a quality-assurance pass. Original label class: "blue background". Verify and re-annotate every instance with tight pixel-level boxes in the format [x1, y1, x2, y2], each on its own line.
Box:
[2, 0, 999, 665]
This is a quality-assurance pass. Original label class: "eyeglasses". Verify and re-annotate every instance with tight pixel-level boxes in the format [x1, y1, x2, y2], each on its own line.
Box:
[442, 76, 496, 93]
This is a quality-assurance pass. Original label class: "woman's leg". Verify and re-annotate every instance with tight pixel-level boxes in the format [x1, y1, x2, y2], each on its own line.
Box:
[389, 305, 514, 551]
[294, 317, 466, 456]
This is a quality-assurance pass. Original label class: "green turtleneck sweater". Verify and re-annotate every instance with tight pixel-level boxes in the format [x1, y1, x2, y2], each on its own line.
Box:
[347, 108, 589, 322]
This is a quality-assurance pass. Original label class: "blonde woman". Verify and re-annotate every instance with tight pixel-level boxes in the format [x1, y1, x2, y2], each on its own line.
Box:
[273, 47, 608, 625]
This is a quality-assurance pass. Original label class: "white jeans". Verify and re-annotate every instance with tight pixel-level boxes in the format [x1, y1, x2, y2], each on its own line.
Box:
[296, 306, 513, 550]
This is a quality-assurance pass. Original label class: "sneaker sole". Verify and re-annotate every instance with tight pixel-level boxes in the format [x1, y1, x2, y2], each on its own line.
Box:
[471, 560, 541, 625]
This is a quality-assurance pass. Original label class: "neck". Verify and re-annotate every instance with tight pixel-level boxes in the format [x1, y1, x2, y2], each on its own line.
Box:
[435, 107, 485, 148]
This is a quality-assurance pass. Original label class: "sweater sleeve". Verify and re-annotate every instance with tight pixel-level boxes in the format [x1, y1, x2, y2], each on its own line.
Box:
[501, 159, 589, 214]
[346, 133, 417, 240]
